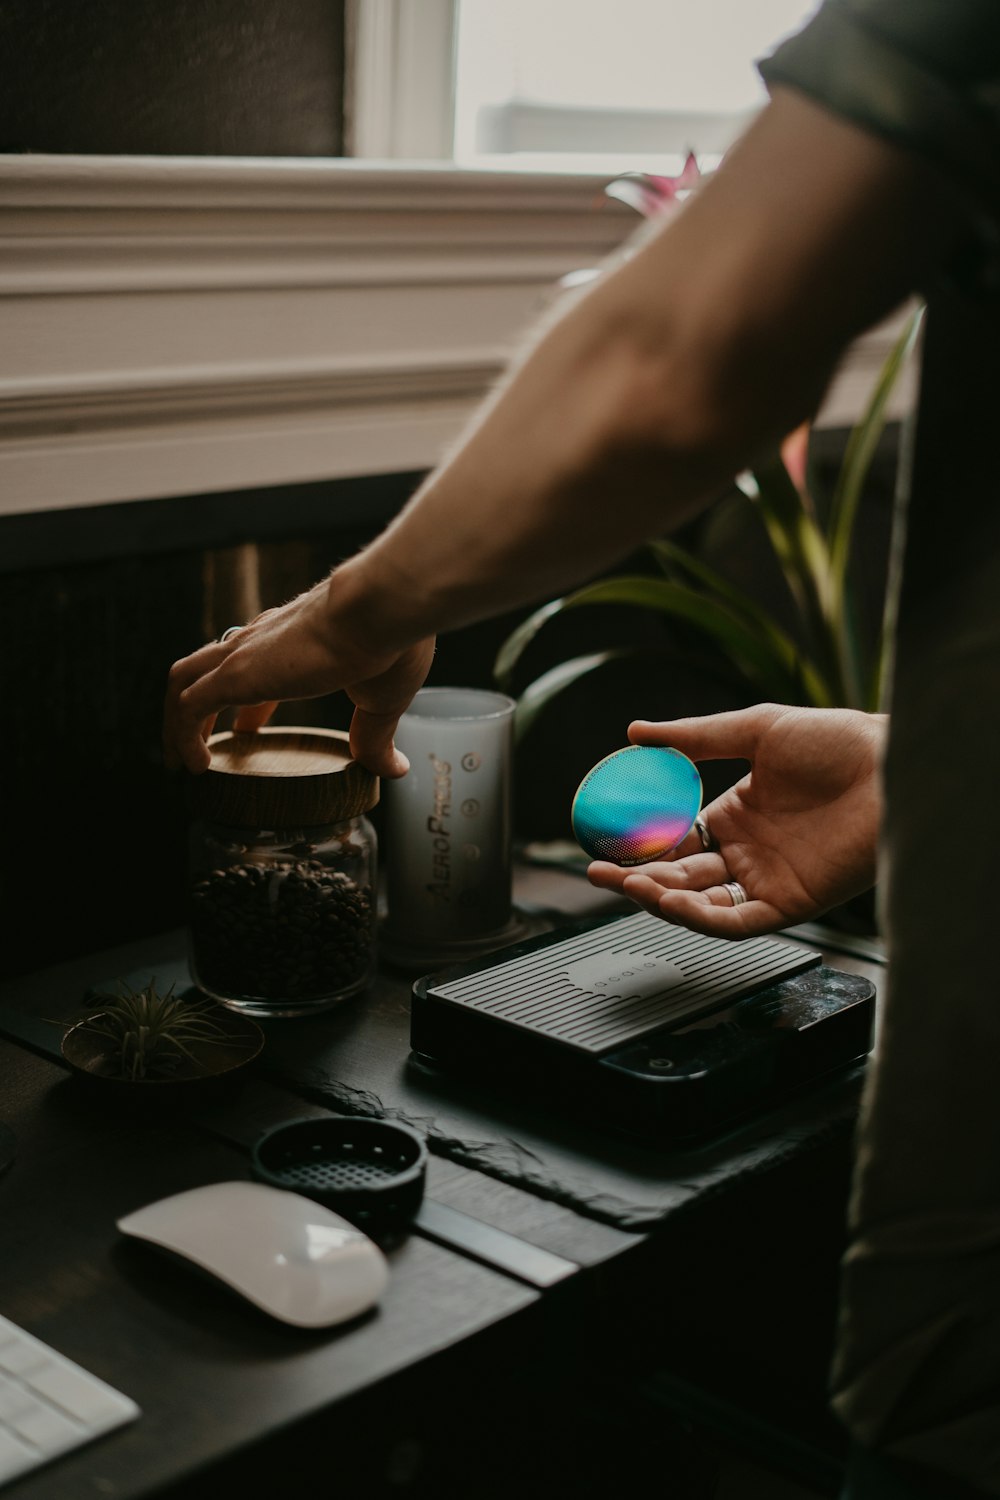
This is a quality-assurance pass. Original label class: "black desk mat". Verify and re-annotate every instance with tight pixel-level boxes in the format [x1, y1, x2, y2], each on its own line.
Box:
[72, 947, 871, 1234]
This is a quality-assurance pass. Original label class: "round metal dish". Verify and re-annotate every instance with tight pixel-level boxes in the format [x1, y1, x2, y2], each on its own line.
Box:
[251, 1115, 427, 1239]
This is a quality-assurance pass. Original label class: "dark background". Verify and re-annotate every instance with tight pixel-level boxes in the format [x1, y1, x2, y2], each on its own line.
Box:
[0, 1, 896, 978]
[0, 0, 346, 155]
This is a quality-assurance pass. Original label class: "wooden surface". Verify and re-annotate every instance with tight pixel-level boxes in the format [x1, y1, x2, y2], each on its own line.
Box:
[0, 867, 883, 1497]
[1, 1042, 548, 1498]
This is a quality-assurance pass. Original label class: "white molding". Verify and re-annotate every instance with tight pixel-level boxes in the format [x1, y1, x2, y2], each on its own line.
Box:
[0, 154, 634, 515]
[346, 0, 458, 160]
[0, 352, 503, 433]
[0, 154, 911, 518]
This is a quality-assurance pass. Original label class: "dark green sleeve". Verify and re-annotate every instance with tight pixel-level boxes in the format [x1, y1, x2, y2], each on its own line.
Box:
[758, 0, 1000, 287]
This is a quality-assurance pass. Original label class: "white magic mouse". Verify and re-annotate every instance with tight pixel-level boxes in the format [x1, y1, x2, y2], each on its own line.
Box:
[117, 1180, 389, 1328]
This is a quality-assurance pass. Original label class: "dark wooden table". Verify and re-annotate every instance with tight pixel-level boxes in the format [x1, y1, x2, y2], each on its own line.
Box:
[0, 868, 882, 1499]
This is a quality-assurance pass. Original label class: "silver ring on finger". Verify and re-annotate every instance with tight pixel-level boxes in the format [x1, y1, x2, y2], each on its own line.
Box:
[220, 625, 243, 642]
[723, 881, 748, 907]
[693, 815, 718, 853]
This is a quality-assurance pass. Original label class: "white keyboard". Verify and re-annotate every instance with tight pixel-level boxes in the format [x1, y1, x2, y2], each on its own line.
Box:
[0, 1313, 139, 1488]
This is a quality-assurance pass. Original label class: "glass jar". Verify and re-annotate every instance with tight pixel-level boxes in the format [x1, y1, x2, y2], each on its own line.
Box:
[186, 727, 378, 1018]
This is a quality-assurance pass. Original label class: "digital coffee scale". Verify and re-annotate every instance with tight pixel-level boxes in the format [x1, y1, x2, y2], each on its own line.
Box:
[411, 912, 875, 1141]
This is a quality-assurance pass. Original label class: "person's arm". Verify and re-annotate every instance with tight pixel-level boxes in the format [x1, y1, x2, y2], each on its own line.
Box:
[327, 84, 962, 641]
[164, 86, 963, 775]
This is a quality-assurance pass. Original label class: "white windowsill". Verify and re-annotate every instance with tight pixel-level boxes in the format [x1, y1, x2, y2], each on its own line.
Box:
[0, 154, 912, 519]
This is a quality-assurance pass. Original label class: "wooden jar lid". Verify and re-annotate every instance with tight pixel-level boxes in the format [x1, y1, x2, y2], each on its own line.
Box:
[187, 727, 379, 828]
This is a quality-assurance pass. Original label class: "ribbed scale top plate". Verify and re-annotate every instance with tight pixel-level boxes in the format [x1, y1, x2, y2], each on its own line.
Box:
[431, 913, 819, 1056]
[571, 745, 702, 865]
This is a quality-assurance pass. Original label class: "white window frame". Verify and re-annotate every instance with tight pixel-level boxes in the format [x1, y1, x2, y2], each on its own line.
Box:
[0, 154, 639, 516]
[346, 0, 459, 160]
[346, 0, 804, 168]
[0, 5, 914, 520]
[344, 0, 750, 164]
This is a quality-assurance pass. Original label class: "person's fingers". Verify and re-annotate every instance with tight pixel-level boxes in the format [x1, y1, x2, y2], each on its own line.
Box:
[659, 808, 725, 859]
[621, 875, 784, 938]
[164, 641, 235, 772]
[166, 632, 278, 770]
[165, 626, 434, 778]
[627, 704, 785, 763]
[587, 860, 632, 892]
[349, 706, 410, 779]
[656, 888, 784, 937]
[624, 873, 742, 912]
[625, 853, 730, 889]
[172, 673, 233, 772]
[669, 822, 708, 859]
[166, 626, 305, 771]
[247, 606, 280, 628]
[232, 701, 279, 732]
[347, 637, 436, 777]
[588, 850, 728, 892]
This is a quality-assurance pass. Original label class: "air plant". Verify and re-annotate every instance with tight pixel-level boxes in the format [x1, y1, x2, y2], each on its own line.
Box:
[495, 156, 923, 735]
[78, 979, 246, 1081]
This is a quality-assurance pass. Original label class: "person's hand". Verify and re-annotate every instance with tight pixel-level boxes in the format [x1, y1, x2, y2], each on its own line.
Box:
[162, 575, 435, 779]
[588, 703, 885, 938]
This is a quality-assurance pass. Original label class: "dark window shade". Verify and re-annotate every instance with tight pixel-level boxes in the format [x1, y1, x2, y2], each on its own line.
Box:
[0, 0, 346, 156]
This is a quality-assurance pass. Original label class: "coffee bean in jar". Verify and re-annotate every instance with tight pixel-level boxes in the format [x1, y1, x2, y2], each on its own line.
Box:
[186, 728, 378, 1017]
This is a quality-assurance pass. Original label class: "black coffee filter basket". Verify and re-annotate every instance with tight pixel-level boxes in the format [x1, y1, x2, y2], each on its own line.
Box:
[250, 1116, 427, 1239]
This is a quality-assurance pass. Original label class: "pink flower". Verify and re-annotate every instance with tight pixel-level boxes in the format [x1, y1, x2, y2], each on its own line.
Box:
[603, 152, 702, 218]
[780, 421, 811, 496]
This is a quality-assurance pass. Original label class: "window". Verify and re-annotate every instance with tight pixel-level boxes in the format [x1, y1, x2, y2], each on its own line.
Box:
[454, 0, 820, 170]
[2, 0, 903, 523]
[350, 0, 821, 168]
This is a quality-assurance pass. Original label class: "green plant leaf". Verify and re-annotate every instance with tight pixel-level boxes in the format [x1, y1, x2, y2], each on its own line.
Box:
[739, 457, 847, 697]
[493, 598, 565, 691]
[511, 649, 636, 744]
[740, 458, 836, 621]
[826, 305, 923, 708]
[500, 575, 834, 705]
[828, 305, 923, 593]
[647, 536, 835, 702]
[81, 979, 240, 1079]
[648, 537, 796, 643]
[497, 305, 920, 717]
